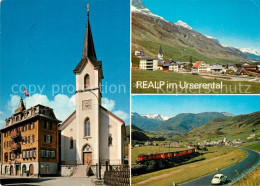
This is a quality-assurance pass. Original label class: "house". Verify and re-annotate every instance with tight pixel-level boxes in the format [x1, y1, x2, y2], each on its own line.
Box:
[139, 56, 158, 71]
[242, 64, 257, 72]
[1, 98, 60, 177]
[169, 62, 179, 72]
[236, 67, 248, 75]
[235, 62, 250, 68]
[144, 141, 152, 146]
[59, 8, 125, 178]
[226, 63, 236, 71]
[135, 50, 144, 57]
[256, 65, 260, 71]
[211, 64, 223, 74]
[192, 61, 210, 73]
[157, 60, 164, 70]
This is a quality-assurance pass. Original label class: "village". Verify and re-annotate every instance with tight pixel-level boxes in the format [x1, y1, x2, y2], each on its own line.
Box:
[134, 46, 260, 82]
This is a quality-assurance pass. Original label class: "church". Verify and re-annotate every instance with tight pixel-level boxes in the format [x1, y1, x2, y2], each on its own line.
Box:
[59, 7, 126, 176]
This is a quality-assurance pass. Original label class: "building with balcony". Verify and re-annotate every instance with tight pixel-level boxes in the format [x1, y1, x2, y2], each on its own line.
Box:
[0, 98, 60, 177]
[139, 56, 158, 71]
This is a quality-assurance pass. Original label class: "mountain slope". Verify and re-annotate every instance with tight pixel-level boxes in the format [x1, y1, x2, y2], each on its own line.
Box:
[131, 0, 256, 65]
[183, 111, 260, 141]
[132, 112, 232, 137]
[131, 124, 166, 141]
[154, 112, 229, 136]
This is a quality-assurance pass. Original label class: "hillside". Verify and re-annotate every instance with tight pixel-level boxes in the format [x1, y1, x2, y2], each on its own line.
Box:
[132, 112, 230, 137]
[131, 124, 166, 141]
[177, 111, 260, 141]
[131, 0, 257, 66]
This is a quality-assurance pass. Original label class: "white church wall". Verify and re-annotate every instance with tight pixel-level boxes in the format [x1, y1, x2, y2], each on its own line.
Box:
[60, 115, 77, 164]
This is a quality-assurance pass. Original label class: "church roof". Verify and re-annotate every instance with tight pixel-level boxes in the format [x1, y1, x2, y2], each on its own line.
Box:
[159, 45, 163, 55]
[73, 9, 102, 74]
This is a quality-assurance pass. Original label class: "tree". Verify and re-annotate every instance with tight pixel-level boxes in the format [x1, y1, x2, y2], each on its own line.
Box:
[189, 55, 193, 63]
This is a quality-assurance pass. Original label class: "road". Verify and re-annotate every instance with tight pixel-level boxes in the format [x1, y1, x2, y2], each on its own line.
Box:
[182, 148, 260, 186]
[0, 176, 93, 185]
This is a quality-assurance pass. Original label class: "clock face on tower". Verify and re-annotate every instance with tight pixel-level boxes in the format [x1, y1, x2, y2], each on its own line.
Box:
[82, 99, 92, 110]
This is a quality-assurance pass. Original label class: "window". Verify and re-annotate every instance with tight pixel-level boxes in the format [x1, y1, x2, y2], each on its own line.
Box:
[47, 122, 52, 130]
[30, 150, 33, 158]
[22, 137, 27, 144]
[84, 74, 90, 89]
[26, 150, 30, 159]
[23, 125, 27, 132]
[46, 150, 50, 158]
[84, 118, 90, 136]
[30, 122, 34, 130]
[4, 152, 8, 161]
[29, 135, 34, 143]
[23, 151, 26, 159]
[41, 150, 46, 158]
[10, 152, 14, 160]
[108, 134, 113, 146]
[51, 151, 55, 158]
[33, 149, 36, 158]
[70, 137, 73, 149]
[44, 135, 52, 143]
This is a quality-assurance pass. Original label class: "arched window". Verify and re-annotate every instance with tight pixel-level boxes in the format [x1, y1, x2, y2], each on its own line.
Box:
[84, 118, 90, 137]
[70, 137, 73, 149]
[84, 74, 90, 89]
[108, 134, 113, 146]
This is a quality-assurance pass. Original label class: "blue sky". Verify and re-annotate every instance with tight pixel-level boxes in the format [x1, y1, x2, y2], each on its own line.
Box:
[142, 0, 260, 49]
[0, 0, 130, 126]
[132, 95, 260, 117]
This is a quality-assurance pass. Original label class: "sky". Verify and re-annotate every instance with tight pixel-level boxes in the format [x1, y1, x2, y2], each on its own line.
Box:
[142, 0, 260, 49]
[132, 95, 260, 117]
[0, 0, 130, 127]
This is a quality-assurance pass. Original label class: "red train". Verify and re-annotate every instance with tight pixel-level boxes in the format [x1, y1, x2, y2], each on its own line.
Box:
[137, 148, 195, 163]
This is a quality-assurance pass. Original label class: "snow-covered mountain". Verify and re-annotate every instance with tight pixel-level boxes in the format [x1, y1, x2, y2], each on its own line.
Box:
[140, 114, 170, 121]
[131, 0, 166, 21]
[240, 48, 260, 56]
[221, 112, 234, 117]
[175, 20, 192, 30]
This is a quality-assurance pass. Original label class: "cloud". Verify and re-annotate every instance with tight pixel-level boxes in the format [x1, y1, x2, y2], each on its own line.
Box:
[113, 110, 129, 123]
[8, 94, 75, 121]
[0, 111, 3, 115]
[101, 98, 115, 111]
[7, 94, 129, 124]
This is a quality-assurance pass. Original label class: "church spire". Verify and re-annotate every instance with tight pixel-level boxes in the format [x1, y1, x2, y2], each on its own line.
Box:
[159, 45, 163, 55]
[81, 4, 97, 60]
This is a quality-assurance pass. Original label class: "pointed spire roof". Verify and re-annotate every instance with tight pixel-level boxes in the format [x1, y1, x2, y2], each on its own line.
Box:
[15, 97, 26, 114]
[81, 7, 97, 60]
[159, 45, 163, 55]
[74, 5, 102, 74]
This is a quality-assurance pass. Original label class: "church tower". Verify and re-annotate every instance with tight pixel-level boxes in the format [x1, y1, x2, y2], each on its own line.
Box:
[158, 45, 163, 60]
[73, 6, 103, 165]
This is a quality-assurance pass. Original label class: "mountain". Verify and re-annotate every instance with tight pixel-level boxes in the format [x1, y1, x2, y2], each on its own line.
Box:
[131, 112, 163, 131]
[154, 112, 229, 137]
[140, 114, 169, 121]
[132, 111, 231, 137]
[181, 111, 260, 141]
[131, 0, 259, 65]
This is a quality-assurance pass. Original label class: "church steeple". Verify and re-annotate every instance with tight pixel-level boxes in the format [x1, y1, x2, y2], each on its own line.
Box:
[81, 4, 97, 60]
[158, 45, 163, 60]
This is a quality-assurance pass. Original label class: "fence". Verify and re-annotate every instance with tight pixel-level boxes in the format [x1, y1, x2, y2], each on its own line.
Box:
[104, 169, 130, 186]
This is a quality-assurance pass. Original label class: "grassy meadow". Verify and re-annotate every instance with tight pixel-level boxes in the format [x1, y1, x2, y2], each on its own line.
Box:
[131, 70, 260, 94]
[132, 146, 247, 186]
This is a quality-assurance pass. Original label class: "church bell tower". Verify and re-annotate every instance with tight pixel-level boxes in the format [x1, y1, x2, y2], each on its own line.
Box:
[73, 5, 104, 165]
